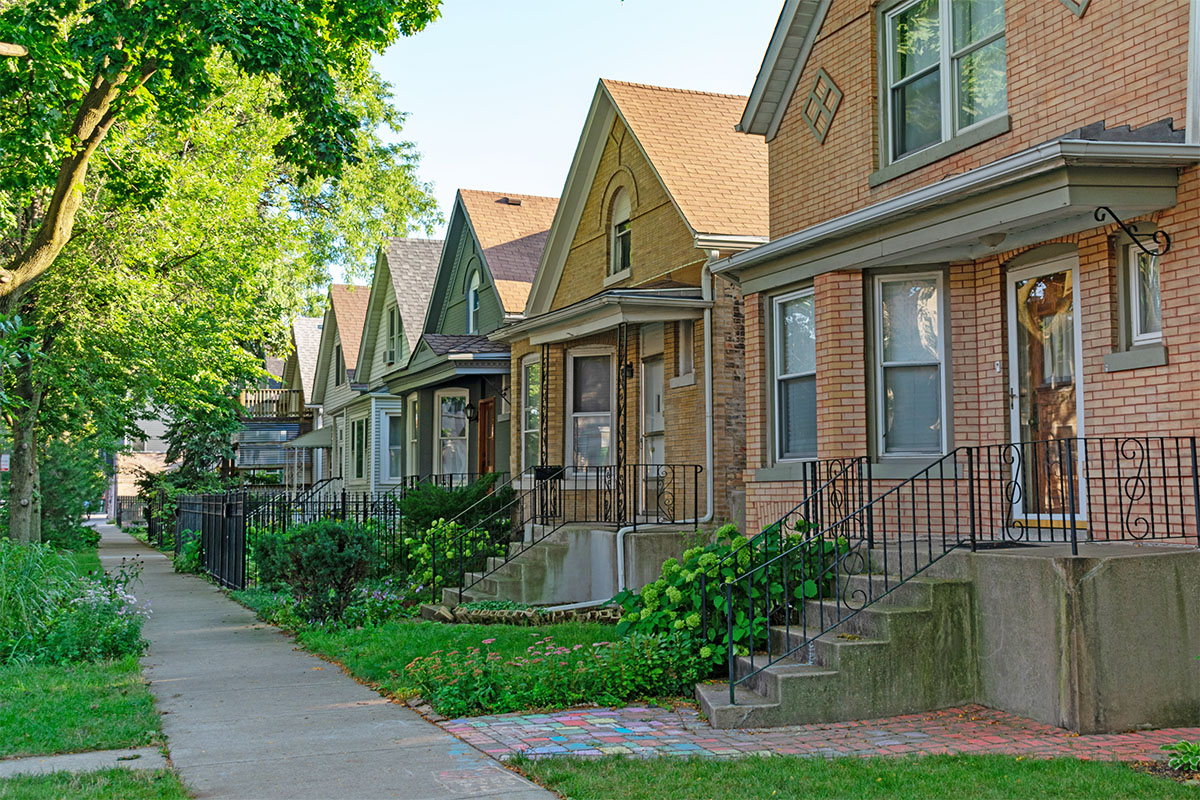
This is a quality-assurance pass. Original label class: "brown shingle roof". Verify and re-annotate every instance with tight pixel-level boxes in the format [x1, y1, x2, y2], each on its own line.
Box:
[291, 316, 323, 403]
[602, 79, 769, 239]
[459, 190, 559, 313]
[329, 284, 371, 377]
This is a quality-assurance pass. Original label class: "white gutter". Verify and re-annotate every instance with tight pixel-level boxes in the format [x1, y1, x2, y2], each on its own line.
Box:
[1189, 0, 1200, 144]
[713, 139, 1200, 277]
[548, 258, 719, 613]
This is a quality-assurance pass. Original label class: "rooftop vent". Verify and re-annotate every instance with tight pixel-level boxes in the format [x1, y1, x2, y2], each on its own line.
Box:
[499, 197, 523, 206]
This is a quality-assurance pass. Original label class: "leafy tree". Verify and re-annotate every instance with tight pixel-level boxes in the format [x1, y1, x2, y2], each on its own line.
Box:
[0, 0, 441, 310]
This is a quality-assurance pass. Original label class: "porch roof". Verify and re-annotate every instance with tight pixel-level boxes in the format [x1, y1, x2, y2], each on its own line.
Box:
[284, 426, 332, 449]
[713, 139, 1200, 295]
[492, 287, 711, 346]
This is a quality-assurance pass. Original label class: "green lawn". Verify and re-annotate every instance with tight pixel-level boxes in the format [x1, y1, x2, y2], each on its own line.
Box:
[65, 546, 101, 576]
[515, 754, 1191, 800]
[297, 619, 617, 700]
[0, 655, 163, 758]
[0, 769, 188, 800]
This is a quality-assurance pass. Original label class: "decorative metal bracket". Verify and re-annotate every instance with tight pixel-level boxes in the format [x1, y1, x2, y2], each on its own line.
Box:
[1094, 206, 1171, 257]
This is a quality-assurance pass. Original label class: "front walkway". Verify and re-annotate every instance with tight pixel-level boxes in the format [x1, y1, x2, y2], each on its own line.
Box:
[99, 524, 550, 800]
[441, 703, 1200, 761]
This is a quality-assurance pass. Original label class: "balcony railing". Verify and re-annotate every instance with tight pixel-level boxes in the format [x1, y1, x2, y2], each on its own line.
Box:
[239, 389, 305, 420]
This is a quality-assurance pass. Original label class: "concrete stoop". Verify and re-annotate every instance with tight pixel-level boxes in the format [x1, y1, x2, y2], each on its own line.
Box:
[697, 562, 976, 729]
[440, 529, 575, 606]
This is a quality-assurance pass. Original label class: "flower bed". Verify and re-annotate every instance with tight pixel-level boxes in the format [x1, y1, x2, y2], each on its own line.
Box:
[448, 605, 620, 627]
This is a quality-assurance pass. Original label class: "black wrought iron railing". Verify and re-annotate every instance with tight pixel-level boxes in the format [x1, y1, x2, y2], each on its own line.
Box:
[444, 463, 704, 603]
[722, 436, 1200, 704]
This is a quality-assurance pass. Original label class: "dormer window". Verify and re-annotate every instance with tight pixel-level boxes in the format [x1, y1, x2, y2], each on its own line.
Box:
[466, 271, 481, 334]
[609, 190, 632, 277]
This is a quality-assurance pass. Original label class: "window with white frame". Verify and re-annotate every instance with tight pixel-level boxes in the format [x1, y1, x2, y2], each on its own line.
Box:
[386, 414, 403, 480]
[676, 319, 695, 378]
[1128, 245, 1162, 345]
[522, 357, 541, 471]
[885, 0, 1006, 162]
[775, 289, 818, 461]
[352, 418, 367, 479]
[466, 271, 481, 334]
[335, 423, 344, 477]
[334, 342, 344, 386]
[568, 352, 613, 468]
[385, 306, 400, 364]
[406, 396, 419, 477]
[875, 273, 946, 455]
[435, 390, 469, 474]
[610, 190, 631, 276]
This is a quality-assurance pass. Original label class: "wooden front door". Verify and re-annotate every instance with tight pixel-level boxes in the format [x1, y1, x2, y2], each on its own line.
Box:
[477, 397, 496, 474]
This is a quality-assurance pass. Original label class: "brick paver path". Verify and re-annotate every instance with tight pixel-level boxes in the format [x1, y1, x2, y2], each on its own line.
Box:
[440, 703, 1200, 761]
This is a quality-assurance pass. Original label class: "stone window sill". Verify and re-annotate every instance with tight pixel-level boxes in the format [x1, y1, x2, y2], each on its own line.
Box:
[669, 373, 695, 389]
[1103, 344, 1167, 373]
[603, 268, 632, 287]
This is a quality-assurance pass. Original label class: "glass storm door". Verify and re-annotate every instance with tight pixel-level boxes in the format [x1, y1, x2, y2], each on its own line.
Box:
[1007, 256, 1085, 519]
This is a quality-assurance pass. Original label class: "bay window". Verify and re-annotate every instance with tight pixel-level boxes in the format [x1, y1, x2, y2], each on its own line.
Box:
[568, 352, 613, 468]
[875, 273, 946, 455]
[774, 289, 818, 461]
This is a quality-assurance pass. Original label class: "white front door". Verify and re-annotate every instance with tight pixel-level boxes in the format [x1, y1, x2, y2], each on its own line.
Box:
[1006, 254, 1086, 521]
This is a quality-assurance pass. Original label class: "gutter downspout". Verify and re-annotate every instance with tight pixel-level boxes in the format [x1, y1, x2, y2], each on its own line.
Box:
[1190, 0, 1200, 144]
[547, 255, 720, 613]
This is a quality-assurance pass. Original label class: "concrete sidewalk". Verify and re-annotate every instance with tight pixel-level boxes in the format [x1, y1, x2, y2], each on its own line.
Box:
[99, 524, 551, 800]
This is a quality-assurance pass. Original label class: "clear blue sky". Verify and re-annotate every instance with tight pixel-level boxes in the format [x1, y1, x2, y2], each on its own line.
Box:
[373, 0, 783, 236]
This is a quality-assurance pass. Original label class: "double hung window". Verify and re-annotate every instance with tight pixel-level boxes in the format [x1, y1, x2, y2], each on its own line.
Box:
[386, 415, 403, 480]
[406, 396, 419, 477]
[610, 191, 631, 276]
[352, 418, 367, 479]
[1128, 245, 1162, 345]
[386, 307, 400, 364]
[774, 290, 817, 461]
[436, 391, 469, 475]
[885, 0, 1006, 161]
[676, 320, 695, 378]
[569, 353, 613, 469]
[334, 343, 344, 386]
[466, 272, 481, 334]
[875, 274, 946, 455]
[522, 357, 541, 471]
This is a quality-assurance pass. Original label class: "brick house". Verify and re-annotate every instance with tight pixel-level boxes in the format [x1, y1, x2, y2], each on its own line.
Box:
[695, 0, 1200, 733]
[384, 190, 557, 484]
[470, 79, 767, 603]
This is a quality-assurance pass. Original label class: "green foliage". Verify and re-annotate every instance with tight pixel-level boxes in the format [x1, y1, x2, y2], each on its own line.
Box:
[341, 577, 424, 628]
[0, 540, 149, 664]
[0, 314, 36, 415]
[396, 473, 513, 540]
[230, 587, 305, 631]
[172, 530, 200, 574]
[42, 522, 100, 552]
[1162, 740, 1200, 771]
[39, 436, 110, 537]
[612, 523, 845, 668]
[0, 769, 190, 800]
[404, 518, 507, 599]
[264, 520, 374, 623]
[404, 632, 706, 718]
[457, 600, 536, 612]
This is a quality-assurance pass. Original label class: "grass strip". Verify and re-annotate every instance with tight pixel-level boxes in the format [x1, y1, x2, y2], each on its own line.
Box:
[0, 768, 188, 800]
[0, 655, 162, 758]
[514, 753, 1193, 800]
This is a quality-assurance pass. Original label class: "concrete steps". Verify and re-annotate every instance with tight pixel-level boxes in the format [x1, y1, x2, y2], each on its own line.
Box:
[698, 549, 976, 728]
[440, 536, 572, 606]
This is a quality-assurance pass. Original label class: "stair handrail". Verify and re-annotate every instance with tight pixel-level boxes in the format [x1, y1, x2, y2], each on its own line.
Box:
[723, 447, 972, 704]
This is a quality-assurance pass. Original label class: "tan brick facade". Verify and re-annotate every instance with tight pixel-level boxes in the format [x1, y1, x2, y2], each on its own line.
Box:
[738, 0, 1200, 533]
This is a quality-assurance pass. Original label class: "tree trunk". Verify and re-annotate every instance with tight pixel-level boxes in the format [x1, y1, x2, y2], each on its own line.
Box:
[6, 364, 41, 543]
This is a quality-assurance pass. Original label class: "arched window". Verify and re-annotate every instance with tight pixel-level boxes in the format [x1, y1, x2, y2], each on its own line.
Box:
[466, 271, 481, 334]
[609, 190, 631, 276]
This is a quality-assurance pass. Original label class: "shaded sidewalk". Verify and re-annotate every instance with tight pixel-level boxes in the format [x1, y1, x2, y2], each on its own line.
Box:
[100, 524, 550, 800]
[442, 703, 1200, 761]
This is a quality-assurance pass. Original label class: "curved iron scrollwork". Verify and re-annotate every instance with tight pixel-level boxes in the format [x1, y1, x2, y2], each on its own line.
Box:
[1119, 438, 1151, 539]
[1000, 444, 1027, 539]
[1094, 206, 1171, 257]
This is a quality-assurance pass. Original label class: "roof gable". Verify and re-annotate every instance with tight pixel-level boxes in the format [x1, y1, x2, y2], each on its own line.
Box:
[328, 284, 371, 373]
[357, 237, 443, 382]
[459, 190, 558, 315]
[291, 316, 323, 403]
[525, 80, 768, 316]
[311, 285, 367, 405]
[739, 0, 832, 140]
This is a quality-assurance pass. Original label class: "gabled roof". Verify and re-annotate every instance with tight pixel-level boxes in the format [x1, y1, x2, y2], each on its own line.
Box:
[291, 316, 323, 403]
[329, 284, 372, 374]
[525, 79, 769, 316]
[739, 0, 832, 140]
[356, 237, 444, 382]
[602, 80, 769, 238]
[458, 190, 558, 314]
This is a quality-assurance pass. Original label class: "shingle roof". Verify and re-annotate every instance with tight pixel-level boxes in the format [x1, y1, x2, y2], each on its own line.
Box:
[602, 79, 769, 239]
[328, 284, 371, 377]
[459, 190, 558, 313]
[291, 316, 323, 403]
[384, 238, 444, 358]
[422, 333, 510, 357]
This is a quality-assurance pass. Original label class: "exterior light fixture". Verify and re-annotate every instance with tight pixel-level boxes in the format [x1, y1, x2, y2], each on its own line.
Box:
[464, 401, 478, 422]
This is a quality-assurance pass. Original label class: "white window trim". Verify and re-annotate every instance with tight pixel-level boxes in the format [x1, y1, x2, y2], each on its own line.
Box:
[565, 347, 616, 470]
[406, 395, 419, 479]
[676, 319, 695, 380]
[433, 387, 470, 475]
[873, 272, 949, 457]
[384, 412, 404, 482]
[609, 191, 632, 278]
[1127, 244, 1163, 346]
[466, 271, 481, 335]
[351, 417, 367, 480]
[333, 341, 344, 386]
[883, 0, 1006, 166]
[773, 288, 818, 463]
[521, 354, 541, 472]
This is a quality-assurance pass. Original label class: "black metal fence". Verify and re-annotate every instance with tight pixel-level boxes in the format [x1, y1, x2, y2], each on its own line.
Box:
[724, 436, 1200, 703]
[113, 495, 146, 527]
